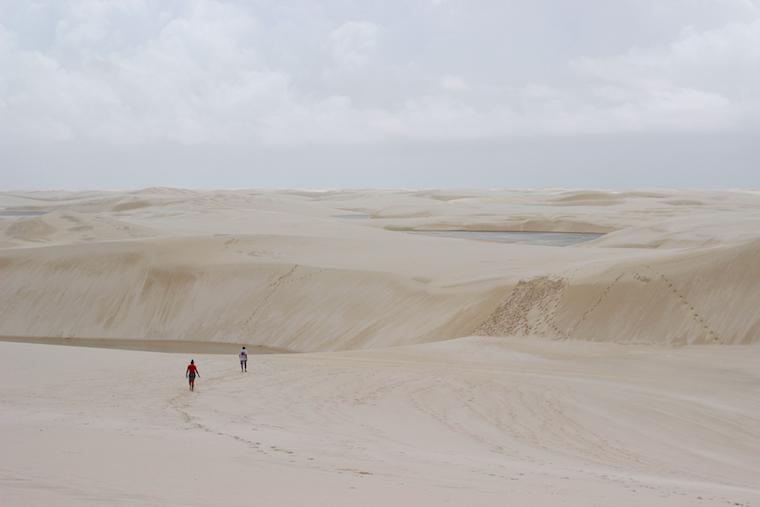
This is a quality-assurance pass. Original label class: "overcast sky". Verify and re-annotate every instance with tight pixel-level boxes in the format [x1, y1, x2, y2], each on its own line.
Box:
[2, 0, 759, 189]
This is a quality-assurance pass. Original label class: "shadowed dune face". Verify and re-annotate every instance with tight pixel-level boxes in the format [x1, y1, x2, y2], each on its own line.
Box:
[478, 239, 760, 345]
[548, 191, 626, 206]
[0, 241, 498, 351]
[112, 199, 152, 212]
[1, 188, 759, 350]
[6, 217, 57, 240]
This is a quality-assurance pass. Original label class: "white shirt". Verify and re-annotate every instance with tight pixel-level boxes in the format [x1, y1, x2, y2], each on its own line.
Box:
[239, 350, 248, 361]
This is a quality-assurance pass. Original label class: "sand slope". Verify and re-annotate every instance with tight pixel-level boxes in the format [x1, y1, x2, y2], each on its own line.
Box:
[2, 189, 760, 506]
[0, 237, 499, 350]
[2, 188, 759, 349]
[2, 339, 759, 507]
[480, 238, 760, 344]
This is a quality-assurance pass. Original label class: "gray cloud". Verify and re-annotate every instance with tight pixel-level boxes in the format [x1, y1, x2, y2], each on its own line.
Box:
[1, 0, 759, 188]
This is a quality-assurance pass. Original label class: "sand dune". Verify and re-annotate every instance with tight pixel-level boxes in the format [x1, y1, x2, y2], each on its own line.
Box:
[1, 210, 159, 246]
[0, 236, 501, 350]
[480, 238, 760, 344]
[549, 190, 626, 206]
[2, 189, 759, 506]
[1, 338, 758, 506]
[1, 189, 759, 348]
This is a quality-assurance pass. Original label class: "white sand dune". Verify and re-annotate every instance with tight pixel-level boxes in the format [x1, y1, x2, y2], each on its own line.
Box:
[1, 189, 758, 349]
[480, 238, 760, 344]
[1, 189, 759, 506]
[1, 338, 758, 506]
[2, 210, 159, 245]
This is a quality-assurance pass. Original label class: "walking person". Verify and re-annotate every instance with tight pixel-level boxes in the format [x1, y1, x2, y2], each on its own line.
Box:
[239, 346, 248, 372]
[186, 359, 200, 391]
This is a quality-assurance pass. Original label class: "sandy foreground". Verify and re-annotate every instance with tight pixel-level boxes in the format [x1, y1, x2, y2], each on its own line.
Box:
[1, 188, 760, 505]
[2, 339, 759, 507]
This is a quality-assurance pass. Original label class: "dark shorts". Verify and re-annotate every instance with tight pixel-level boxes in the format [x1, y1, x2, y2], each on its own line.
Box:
[188, 374, 196, 381]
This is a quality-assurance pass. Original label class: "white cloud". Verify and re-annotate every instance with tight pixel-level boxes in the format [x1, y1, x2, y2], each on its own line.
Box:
[1, 1, 290, 145]
[439, 75, 469, 92]
[326, 21, 380, 69]
[0, 0, 759, 156]
[570, 18, 760, 131]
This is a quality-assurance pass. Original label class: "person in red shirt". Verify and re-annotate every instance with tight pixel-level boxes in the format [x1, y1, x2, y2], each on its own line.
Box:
[186, 360, 200, 391]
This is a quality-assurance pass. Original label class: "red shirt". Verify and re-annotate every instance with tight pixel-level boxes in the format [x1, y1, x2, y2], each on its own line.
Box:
[187, 364, 198, 375]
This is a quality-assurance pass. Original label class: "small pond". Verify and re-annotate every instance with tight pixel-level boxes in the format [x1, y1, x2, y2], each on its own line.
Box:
[411, 230, 604, 247]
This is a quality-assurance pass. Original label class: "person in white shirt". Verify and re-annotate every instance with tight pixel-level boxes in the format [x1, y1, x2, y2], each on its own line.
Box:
[239, 346, 248, 372]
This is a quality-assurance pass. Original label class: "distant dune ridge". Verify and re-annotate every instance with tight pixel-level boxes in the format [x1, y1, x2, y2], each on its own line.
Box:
[1, 188, 758, 349]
